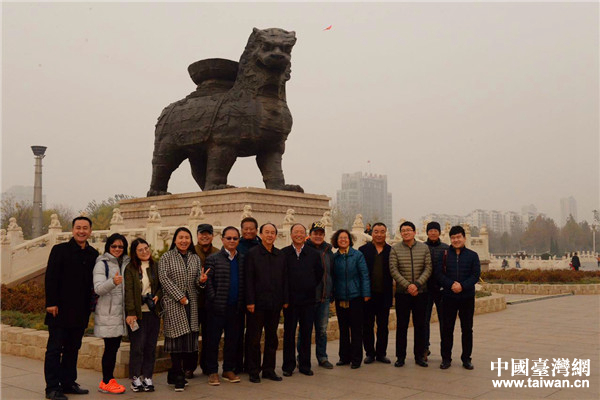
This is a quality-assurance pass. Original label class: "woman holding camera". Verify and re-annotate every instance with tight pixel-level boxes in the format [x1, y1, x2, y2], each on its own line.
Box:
[93, 233, 130, 394]
[124, 238, 162, 392]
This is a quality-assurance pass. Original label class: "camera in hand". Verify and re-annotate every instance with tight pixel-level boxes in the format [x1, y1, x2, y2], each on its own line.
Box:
[142, 293, 156, 311]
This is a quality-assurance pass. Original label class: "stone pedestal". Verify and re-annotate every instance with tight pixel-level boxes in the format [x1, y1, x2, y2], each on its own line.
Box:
[118, 188, 331, 231]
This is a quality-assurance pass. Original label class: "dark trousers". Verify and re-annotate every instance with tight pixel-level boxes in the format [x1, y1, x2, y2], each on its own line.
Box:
[362, 293, 390, 358]
[170, 352, 198, 379]
[128, 311, 160, 379]
[441, 296, 475, 363]
[336, 298, 364, 366]
[235, 311, 248, 373]
[44, 326, 85, 393]
[102, 337, 122, 384]
[206, 305, 243, 374]
[246, 309, 281, 376]
[188, 307, 207, 374]
[395, 293, 427, 361]
[424, 290, 444, 351]
[283, 303, 315, 372]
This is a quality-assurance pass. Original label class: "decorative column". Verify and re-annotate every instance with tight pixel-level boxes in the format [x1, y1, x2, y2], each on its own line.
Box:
[31, 146, 47, 238]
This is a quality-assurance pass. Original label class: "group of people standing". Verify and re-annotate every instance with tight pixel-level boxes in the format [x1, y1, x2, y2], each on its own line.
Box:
[43, 215, 480, 400]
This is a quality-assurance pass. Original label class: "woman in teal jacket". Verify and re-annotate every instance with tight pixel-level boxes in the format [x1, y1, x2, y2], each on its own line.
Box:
[331, 229, 370, 369]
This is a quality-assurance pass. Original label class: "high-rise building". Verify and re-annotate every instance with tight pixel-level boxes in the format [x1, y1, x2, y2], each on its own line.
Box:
[336, 172, 393, 229]
[560, 196, 578, 225]
[422, 207, 544, 234]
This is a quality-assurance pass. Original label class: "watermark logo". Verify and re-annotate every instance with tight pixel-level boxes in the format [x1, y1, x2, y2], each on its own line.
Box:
[491, 358, 590, 388]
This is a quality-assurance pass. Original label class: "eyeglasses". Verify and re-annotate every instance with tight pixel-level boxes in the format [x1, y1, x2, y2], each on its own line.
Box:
[137, 246, 150, 252]
[110, 245, 124, 249]
[223, 237, 240, 241]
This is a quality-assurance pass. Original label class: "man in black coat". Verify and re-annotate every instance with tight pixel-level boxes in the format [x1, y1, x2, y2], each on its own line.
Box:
[359, 222, 393, 364]
[281, 224, 323, 376]
[44, 217, 99, 400]
[204, 226, 245, 386]
[245, 223, 288, 383]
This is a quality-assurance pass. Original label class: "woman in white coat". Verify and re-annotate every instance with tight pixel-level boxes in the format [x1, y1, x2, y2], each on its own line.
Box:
[93, 233, 130, 394]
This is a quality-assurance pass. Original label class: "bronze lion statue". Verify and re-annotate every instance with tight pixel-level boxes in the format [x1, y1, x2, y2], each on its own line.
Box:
[147, 27, 303, 196]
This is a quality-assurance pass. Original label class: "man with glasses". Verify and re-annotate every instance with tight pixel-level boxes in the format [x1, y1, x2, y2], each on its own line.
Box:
[44, 217, 99, 400]
[389, 221, 432, 368]
[204, 226, 245, 385]
[185, 224, 219, 379]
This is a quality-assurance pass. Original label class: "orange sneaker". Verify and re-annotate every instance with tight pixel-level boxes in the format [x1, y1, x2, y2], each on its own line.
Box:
[98, 379, 126, 394]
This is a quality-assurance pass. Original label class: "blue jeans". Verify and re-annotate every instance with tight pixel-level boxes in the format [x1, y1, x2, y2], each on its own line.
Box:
[297, 301, 329, 362]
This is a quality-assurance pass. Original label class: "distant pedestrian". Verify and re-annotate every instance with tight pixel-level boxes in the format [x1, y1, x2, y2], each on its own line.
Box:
[515, 258, 521, 269]
[501, 259, 508, 269]
[364, 223, 373, 236]
[571, 253, 581, 271]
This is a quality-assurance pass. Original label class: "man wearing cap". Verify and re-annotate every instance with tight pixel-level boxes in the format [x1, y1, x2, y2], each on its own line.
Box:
[298, 221, 335, 369]
[185, 224, 220, 379]
[359, 222, 393, 365]
[389, 221, 432, 368]
[423, 221, 449, 361]
[435, 225, 480, 370]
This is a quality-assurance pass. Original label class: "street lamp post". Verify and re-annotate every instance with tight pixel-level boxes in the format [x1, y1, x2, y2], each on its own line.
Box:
[31, 146, 47, 238]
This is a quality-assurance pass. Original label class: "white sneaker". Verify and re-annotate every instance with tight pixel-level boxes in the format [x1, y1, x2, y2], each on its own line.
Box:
[131, 376, 143, 392]
[142, 377, 154, 392]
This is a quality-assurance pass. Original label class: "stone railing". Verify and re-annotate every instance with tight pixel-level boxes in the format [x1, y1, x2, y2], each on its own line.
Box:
[482, 283, 600, 295]
[0, 293, 505, 377]
[488, 251, 599, 270]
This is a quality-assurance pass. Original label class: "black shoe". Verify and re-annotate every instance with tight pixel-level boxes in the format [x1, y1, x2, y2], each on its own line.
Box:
[299, 369, 314, 376]
[364, 355, 375, 364]
[462, 361, 474, 370]
[440, 360, 452, 369]
[336, 360, 350, 366]
[394, 359, 405, 367]
[415, 359, 428, 368]
[46, 390, 67, 400]
[62, 383, 88, 395]
[262, 372, 282, 381]
[185, 370, 195, 379]
[350, 363, 360, 369]
[249, 374, 261, 383]
[319, 360, 334, 369]
[376, 356, 391, 364]
[282, 370, 293, 377]
[174, 377, 186, 392]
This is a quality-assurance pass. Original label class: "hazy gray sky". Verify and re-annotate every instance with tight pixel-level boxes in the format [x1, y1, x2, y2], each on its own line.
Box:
[2, 2, 598, 226]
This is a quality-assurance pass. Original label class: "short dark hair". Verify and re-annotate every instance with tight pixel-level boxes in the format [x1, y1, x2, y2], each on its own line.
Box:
[105, 233, 128, 256]
[449, 225, 466, 237]
[372, 222, 387, 230]
[289, 223, 306, 233]
[169, 227, 197, 254]
[72, 216, 92, 228]
[331, 229, 354, 249]
[400, 221, 415, 232]
[222, 226, 240, 237]
[241, 217, 258, 230]
[259, 222, 278, 234]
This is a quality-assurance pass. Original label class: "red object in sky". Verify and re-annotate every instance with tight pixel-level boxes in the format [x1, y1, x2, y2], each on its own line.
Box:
[323, 25, 332, 31]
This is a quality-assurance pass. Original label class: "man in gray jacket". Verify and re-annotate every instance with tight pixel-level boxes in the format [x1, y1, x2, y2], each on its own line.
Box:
[389, 221, 432, 368]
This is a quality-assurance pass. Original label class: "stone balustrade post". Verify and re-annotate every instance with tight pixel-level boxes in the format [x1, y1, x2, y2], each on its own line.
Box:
[145, 205, 163, 250]
[1, 230, 12, 281]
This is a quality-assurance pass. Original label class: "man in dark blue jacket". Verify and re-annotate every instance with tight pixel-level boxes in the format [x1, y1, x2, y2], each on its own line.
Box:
[281, 223, 323, 376]
[359, 222, 393, 364]
[434, 225, 480, 370]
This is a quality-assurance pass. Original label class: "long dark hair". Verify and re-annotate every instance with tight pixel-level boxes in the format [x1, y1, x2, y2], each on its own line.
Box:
[169, 227, 197, 254]
[105, 233, 128, 256]
[130, 238, 155, 273]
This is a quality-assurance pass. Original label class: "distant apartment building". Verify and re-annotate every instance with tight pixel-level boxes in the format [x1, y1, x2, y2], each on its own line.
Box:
[336, 172, 393, 229]
[560, 196, 578, 225]
[422, 206, 544, 234]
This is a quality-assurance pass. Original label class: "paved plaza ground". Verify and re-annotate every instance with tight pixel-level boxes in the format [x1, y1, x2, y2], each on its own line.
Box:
[2, 295, 598, 399]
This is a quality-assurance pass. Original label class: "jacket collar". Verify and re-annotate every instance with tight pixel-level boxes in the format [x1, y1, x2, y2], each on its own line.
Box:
[259, 242, 280, 255]
[305, 239, 332, 252]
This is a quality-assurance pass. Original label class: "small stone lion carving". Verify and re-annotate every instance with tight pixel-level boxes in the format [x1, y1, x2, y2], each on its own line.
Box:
[320, 210, 332, 227]
[283, 209, 295, 224]
[148, 27, 303, 196]
[241, 205, 253, 220]
[7, 217, 21, 231]
[189, 201, 204, 218]
[110, 208, 124, 224]
[49, 214, 62, 228]
[352, 214, 364, 229]
[148, 205, 162, 222]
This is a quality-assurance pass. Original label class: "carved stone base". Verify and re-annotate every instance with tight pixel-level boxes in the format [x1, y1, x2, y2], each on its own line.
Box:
[119, 187, 331, 230]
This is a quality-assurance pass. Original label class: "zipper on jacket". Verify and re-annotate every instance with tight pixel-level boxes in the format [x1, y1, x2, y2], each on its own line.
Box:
[456, 252, 460, 280]
[409, 247, 415, 284]
[344, 254, 349, 300]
